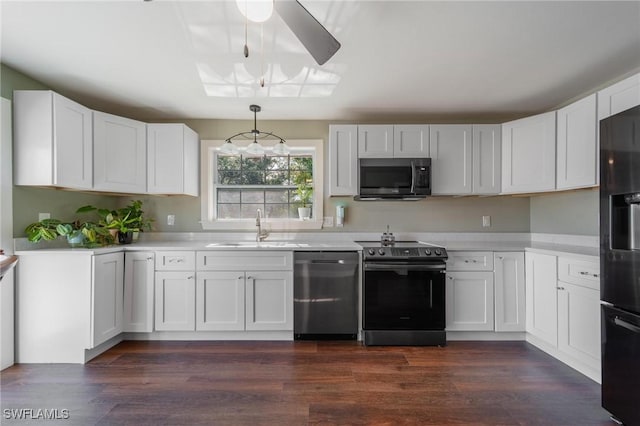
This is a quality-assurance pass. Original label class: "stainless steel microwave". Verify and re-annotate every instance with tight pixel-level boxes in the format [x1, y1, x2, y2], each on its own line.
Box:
[355, 158, 431, 200]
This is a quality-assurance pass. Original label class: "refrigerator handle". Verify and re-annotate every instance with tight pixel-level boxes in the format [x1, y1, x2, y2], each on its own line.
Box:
[614, 316, 640, 334]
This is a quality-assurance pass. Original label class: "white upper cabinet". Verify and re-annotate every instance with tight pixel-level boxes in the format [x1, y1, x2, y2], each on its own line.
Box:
[147, 123, 199, 196]
[93, 111, 147, 193]
[501, 111, 556, 194]
[14, 90, 93, 190]
[328, 125, 358, 196]
[597, 72, 640, 120]
[556, 94, 598, 190]
[430, 125, 472, 195]
[393, 125, 430, 157]
[357, 125, 429, 158]
[358, 125, 394, 158]
[472, 125, 501, 195]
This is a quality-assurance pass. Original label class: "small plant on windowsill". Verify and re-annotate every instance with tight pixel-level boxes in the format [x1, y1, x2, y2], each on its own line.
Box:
[293, 172, 313, 220]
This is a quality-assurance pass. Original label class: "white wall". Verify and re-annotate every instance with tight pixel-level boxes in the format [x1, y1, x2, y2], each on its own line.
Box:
[529, 188, 599, 236]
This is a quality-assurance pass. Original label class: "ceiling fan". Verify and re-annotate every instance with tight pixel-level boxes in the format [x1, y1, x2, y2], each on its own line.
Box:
[144, 0, 341, 66]
[273, 0, 341, 65]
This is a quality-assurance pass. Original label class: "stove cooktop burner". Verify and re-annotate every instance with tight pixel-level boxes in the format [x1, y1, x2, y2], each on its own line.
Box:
[356, 241, 448, 261]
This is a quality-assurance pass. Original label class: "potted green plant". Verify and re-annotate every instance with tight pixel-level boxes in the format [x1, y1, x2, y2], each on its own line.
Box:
[76, 205, 137, 244]
[25, 218, 64, 243]
[293, 171, 313, 220]
[121, 200, 153, 241]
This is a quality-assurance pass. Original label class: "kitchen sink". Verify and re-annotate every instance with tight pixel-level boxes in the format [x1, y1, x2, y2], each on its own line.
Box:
[206, 241, 299, 248]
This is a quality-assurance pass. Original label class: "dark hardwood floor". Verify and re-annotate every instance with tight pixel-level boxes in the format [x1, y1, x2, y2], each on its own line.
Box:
[1, 340, 612, 425]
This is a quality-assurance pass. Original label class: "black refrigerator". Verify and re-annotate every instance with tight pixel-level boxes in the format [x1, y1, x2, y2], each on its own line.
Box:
[600, 104, 640, 425]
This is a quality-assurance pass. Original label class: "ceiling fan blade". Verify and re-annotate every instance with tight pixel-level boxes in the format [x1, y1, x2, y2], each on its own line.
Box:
[274, 0, 341, 65]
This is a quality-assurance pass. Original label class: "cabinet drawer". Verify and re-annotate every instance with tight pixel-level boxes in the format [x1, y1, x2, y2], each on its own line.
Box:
[155, 251, 196, 271]
[558, 257, 600, 291]
[197, 251, 293, 271]
[446, 251, 494, 271]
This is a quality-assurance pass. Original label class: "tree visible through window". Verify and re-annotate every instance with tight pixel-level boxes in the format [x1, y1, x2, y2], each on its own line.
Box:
[215, 153, 313, 219]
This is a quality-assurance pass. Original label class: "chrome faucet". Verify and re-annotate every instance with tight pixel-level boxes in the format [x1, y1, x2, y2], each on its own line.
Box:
[256, 209, 269, 242]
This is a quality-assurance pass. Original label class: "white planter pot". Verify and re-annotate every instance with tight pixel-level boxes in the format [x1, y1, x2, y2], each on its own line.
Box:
[298, 207, 311, 220]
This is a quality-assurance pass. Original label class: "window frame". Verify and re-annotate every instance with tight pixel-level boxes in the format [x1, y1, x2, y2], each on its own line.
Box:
[200, 139, 324, 230]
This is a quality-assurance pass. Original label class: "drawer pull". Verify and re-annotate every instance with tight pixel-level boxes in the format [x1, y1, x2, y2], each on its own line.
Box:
[187, 275, 194, 280]
[593, 273, 600, 278]
[557, 286, 565, 291]
[579, 271, 589, 275]
[238, 275, 244, 280]
[146, 257, 153, 261]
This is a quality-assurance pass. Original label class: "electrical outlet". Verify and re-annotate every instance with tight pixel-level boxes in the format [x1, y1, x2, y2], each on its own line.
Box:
[482, 215, 491, 227]
[167, 214, 175, 226]
[323, 216, 334, 227]
[38, 212, 50, 221]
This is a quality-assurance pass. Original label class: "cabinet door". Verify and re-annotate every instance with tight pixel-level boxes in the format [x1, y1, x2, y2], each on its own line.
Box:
[429, 125, 472, 195]
[358, 125, 394, 158]
[147, 124, 185, 194]
[472, 125, 501, 194]
[53, 93, 93, 189]
[502, 111, 556, 193]
[146, 124, 199, 196]
[328, 125, 358, 196]
[92, 252, 124, 347]
[556, 94, 598, 190]
[93, 111, 147, 193]
[597, 72, 640, 120]
[557, 282, 601, 370]
[123, 252, 154, 333]
[245, 271, 293, 331]
[13, 91, 92, 189]
[494, 252, 525, 332]
[154, 271, 195, 331]
[393, 125, 429, 157]
[196, 271, 245, 331]
[525, 252, 558, 347]
[445, 271, 494, 331]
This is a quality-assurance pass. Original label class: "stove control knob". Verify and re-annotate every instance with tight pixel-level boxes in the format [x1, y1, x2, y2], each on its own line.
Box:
[368, 249, 375, 256]
[435, 249, 442, 256]
[425, 249, 432, 255]
[378, 249, 386, 256]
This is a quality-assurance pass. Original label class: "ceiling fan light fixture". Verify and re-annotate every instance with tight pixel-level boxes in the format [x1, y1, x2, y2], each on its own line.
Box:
[236, 0, 274, 23]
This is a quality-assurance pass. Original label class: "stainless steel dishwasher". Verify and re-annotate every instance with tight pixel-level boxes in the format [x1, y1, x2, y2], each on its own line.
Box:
[294, 251, 359, 340]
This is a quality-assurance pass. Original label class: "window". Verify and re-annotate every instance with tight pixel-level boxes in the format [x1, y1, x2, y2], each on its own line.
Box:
[200, 139, 324, 230]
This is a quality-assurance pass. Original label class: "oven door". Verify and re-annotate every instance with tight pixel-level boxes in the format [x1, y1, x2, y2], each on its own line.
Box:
[363, 262, 445, 330]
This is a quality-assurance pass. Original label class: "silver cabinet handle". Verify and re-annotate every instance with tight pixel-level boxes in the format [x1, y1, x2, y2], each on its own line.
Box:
[497, 256, 504, 260]
[147, 256, 153, 261]
[448, 276, 454, 280]
[557, 286, 565, 290]
[238, 275, 244, 279]
[247, 276, 253, 280]
[593, 273, 600, 278]
[579, 271, 589, 275]
[187, 275, 194, 280]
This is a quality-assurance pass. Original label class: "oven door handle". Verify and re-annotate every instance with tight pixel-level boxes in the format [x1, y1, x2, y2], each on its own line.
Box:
[364, 263, 446, 272]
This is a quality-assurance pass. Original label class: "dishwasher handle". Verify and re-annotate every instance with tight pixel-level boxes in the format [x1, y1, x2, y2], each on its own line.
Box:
[295, 259, 357, 265]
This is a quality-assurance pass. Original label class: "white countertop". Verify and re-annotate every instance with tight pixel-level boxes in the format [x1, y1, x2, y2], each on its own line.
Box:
[14, 232, 599, 260]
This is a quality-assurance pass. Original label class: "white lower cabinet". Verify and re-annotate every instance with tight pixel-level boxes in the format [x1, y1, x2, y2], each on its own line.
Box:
[16, 251, 124, 363]
[446, 271, 494, 331]
[197, 271, 245, 331]
[196, 251, 294, 332]
[494, 252, 525, 332]
[123, 252, 155, 332]
[93, 252, 125, 347]
[245, 271, 293, 331]
[154, 271, 196, 331]
[525, 252, 601, 382]
[557, 282, 600, 370]
[525, 252, 558, 346]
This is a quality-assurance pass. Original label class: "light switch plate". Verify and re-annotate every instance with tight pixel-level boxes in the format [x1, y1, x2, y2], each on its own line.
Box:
[167, 215, 175, 226]
[38, 212, 50, 221]
[482, 215, 491, 227]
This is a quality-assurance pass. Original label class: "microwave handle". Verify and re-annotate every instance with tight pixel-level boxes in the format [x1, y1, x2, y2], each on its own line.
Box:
[410, 161, 416, 194]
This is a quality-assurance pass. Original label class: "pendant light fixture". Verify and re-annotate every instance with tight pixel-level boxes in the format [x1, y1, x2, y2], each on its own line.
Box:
[220, 104, 289, 156]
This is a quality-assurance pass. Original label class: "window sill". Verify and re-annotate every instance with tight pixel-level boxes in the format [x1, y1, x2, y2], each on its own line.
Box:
[201, 219, 323, 231]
